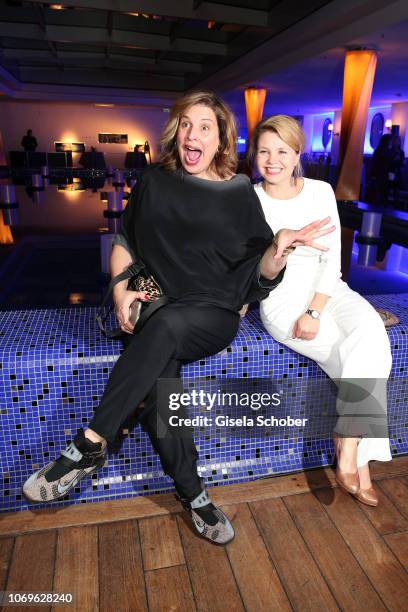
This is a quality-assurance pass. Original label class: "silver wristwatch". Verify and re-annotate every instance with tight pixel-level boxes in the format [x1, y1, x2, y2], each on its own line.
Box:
[306, 308, 320, 320]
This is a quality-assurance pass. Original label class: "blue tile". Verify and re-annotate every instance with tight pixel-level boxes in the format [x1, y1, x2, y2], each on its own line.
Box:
[1, 295, 407, 513]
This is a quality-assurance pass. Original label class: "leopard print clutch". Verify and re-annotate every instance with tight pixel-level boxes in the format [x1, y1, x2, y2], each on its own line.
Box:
[128, 272, 163, 300]
[97, 262, 167, 338]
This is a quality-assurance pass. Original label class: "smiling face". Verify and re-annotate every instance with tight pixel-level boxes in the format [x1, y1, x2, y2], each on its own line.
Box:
[176, 104, 220, 179]
[256, 130, 300, 187]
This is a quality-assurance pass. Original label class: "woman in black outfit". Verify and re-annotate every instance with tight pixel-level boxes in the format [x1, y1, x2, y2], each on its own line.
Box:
[389, 135, 405, 205]
[24, 91, 333, 544]
[369, 134, 392, 206]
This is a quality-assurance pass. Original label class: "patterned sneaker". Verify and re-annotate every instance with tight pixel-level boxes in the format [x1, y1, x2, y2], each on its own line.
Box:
[177, 481, 235, 545]
[23, 429, 107, 503]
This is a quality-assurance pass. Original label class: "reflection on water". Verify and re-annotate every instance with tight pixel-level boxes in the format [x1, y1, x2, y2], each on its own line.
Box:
[10, 173, 135, 231]
[0, 170, 141, 307]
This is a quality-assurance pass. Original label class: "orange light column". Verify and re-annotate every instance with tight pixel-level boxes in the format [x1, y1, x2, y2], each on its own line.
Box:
[335, 50, 377, 277]
[0, 213, 13, 245]
[0, 130, 14, 244]
[336, 50, 377, 199]
[245, 88, 267, 142]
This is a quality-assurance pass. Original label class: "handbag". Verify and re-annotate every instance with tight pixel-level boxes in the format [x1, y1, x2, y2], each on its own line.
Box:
[375, 308, 400, 328]
[96, 260, 168, 338]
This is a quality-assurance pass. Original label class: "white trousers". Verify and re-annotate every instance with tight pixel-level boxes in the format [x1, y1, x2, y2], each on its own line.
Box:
[260, 272, 392, 467]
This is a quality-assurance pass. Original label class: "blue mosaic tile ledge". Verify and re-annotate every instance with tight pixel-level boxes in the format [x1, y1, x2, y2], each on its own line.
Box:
[1, 293, 407, 513]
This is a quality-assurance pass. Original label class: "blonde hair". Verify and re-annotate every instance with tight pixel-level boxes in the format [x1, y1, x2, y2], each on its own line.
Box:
[159, 90, 238, 178]
[248, 114, 305, 179]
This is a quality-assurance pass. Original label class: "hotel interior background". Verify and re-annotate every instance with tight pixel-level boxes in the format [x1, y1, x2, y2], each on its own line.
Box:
[1, 0, 408, 517]
[1, 1, 408, 487]
[1, 0, 408, 293]
[1, 1, 408, 608]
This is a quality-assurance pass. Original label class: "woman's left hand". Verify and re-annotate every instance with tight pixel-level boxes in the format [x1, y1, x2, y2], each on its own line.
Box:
[292, 313, 320, 340]
[274, 217, 335, 258]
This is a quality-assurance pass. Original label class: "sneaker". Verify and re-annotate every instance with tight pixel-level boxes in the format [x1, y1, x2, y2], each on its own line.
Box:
[177, 480, 235, 545]
[23, 429, 107, 503]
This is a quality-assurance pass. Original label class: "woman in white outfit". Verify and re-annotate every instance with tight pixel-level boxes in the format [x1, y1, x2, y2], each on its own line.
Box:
[250, 115, 392, 507]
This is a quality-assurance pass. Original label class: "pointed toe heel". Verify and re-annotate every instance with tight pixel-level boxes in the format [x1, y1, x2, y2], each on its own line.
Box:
[355, 486, 378, 507]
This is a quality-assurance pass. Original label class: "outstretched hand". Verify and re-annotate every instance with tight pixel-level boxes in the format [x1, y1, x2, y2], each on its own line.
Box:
[273, 217, 336, 259]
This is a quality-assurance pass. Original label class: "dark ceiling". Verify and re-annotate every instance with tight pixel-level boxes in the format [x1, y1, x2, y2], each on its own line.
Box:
[0, 0, 407, 107]
[0, 0, 330, 91]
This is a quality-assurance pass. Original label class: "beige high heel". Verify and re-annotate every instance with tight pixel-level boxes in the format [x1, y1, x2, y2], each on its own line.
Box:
[333, 435, 360, 495]
[354, 487, 379, 507]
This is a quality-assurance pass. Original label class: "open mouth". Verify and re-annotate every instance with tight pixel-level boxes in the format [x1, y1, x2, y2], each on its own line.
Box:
[265, 167, 283, 176]
[184, 145, 202, 165]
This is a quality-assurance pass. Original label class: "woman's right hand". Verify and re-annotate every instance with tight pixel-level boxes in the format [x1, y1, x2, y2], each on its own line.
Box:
[113, 289, 150, 334]
[273, 217, 335, 258]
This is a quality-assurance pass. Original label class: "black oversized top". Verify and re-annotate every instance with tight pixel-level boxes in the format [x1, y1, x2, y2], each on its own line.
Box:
[117, 164, 284, 312]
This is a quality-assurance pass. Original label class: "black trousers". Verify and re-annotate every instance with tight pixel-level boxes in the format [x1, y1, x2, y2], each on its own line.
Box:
[89, 302, 240, 499]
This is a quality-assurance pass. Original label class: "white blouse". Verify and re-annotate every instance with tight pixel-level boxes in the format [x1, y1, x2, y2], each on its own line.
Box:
[254, 178, 342, 297]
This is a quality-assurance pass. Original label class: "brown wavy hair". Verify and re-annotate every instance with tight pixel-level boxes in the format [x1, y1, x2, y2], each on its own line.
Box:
[248, 114, 305, 180]
[159, 90, 238, 178]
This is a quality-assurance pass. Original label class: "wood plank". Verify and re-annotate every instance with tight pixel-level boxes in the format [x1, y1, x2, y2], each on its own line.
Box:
[5, 531, 55, 612]
[0, 469, 341, 537]
[369, 455, 408, 479]
[377, 477, 408, 519]
[177, 513, 244, 612]
[357, 482, 408, 535]
[284, 492, 386, 611]
[139, 514, 184, 571]
[250, 498, 339, 611]
[1, 456, 407, 537]
[52, 526, 98, 612]
[98, 520, 147, 611]
[0, 494, 179, 537]
[384, 531, 408, 570]
[316, 487, 408, 612]
[145, 565, 196, 612]
[225, 503, 291, 612]
[0, 537, 14, 590]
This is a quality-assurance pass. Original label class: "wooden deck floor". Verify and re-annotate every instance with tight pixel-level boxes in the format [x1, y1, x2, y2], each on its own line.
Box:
[1, 457, 408, 612]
